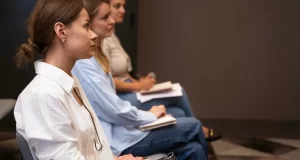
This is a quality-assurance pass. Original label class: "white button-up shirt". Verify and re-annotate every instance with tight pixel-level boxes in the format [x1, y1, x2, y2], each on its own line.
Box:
[14, 61, 115, 160]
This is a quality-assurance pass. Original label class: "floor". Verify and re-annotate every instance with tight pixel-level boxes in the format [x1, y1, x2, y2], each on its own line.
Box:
[204, 119, 300, 160]
[208, 138, 300, 160]
[1, 116, 300, 160]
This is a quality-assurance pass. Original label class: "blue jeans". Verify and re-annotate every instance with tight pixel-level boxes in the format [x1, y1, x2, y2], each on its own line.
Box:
[117, 80, 194, 118]
[121, 117, 208, 160]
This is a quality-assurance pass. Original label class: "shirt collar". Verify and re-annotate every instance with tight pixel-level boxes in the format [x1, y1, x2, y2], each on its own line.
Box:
[34, 61, 75, 94]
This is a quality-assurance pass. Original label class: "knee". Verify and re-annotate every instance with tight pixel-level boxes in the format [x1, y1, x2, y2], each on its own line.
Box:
[177, 117, 202, 128]
[167, 107, 186, 118]
[175, 118, 204, 138]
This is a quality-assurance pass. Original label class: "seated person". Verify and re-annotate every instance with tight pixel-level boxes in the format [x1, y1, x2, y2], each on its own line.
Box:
[102, 0, 222, 141]
[72, 1, 208, 159]
[14, 0, 143, 159]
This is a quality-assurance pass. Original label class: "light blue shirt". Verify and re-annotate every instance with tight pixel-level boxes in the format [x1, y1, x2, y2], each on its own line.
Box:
[72, 57, 157, 156]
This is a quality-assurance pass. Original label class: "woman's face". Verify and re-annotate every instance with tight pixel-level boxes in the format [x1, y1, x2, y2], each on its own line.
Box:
[63, 8, 97, 59]
[110, 0, 126, 23]
[90, 3, 115, 38]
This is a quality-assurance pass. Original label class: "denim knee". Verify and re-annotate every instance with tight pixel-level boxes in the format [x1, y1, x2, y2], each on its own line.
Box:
[167, 107, 186, 118]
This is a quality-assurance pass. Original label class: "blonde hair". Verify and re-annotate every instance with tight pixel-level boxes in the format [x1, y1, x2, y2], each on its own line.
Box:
[83, 0, 110, 74]
[94, 43, 110, 74]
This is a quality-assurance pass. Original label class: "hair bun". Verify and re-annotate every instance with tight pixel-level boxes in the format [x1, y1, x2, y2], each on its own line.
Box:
[20, 43, 35, 60]
[15, 39, 39, 68]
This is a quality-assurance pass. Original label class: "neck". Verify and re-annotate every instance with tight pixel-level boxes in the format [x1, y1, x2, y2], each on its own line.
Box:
[44, 46, 75, 76]
[94, 36, 103, 48]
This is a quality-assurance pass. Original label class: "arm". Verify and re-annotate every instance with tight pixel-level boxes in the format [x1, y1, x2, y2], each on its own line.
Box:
[102, 37, 144, 92]
[72, 60, 157, 126]
[114, 75, 155, 92]
[23, 94, 85, 160]
[128, 75, 138, 82]
[113, 78, 140, 92]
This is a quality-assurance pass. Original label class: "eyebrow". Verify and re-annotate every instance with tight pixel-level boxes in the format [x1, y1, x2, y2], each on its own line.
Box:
[115, 2, 125, 6]
[103, 12, 111, 18]
[85, 19, 90, 23]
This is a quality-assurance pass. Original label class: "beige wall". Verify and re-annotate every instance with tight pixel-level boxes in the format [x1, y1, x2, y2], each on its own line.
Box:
[137, 0, 300, 120]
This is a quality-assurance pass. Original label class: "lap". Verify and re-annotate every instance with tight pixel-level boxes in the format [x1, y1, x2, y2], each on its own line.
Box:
[121, 117, 202, 156]
[117, 92, 182, 111]
[166, 107, 186, 118]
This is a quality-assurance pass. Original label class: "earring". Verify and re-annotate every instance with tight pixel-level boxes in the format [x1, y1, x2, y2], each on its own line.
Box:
[62, 38, 66, 43]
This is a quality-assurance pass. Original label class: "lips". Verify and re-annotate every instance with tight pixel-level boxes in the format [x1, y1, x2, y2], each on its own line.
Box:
[107, 27, 113, 31]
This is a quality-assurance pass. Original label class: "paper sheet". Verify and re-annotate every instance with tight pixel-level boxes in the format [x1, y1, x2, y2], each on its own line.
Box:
[136, 83, 183, 103]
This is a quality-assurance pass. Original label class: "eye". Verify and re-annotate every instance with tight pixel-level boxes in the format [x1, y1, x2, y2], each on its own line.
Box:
[114, 3, 121, 9]
[102, 15, 109, 20]
[83, 23, 90, 29]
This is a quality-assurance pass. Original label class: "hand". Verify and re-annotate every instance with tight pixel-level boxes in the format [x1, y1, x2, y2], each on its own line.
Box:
[118, 154, 146, 160]
[139, 72, 156, 81]
[137, 78, 155, 90]
[149, 105, 166, 118]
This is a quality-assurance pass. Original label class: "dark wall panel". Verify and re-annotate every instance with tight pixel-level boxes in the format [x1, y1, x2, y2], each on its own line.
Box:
[137, 0, 300, 120]
[0, 0, 36, 98]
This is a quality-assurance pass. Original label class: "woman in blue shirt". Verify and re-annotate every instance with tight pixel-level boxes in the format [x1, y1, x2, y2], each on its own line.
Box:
[72, 0, 208, 159]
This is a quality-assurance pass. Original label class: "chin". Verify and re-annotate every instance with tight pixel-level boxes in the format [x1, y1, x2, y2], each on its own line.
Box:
[82, 51, 94, 59]
[106, 32, 112, 37]
[117, 18, 124, 23]
[83, 54, 93, 59]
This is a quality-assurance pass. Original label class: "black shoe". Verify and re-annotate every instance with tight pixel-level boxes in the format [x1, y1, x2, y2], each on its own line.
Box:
[206, 128, 222, 142]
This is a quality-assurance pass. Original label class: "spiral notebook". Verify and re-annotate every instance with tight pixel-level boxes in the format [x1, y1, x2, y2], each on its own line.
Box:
[138, 115, 176, 131]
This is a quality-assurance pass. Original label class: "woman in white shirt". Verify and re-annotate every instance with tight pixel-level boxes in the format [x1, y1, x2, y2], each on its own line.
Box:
[14, 0, 142, 159]
[102, 0, 222, 141]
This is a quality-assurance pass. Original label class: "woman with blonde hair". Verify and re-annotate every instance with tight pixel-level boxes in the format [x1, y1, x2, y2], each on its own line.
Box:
[72, 0, 208, 159]
[103, 0, 222, 142]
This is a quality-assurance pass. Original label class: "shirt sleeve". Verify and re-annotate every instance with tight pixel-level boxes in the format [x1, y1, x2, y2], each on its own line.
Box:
[20, 93, 86, 160]
[72, 59, 157, 126]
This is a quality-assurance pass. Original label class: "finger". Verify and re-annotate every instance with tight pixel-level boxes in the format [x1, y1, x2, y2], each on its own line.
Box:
[149, 78, 156, 82]
[159, 105, 165, 109]
[159, 110, 166, 117]
[162, 109, 167, 116]
[118, 155, 127, 159]
[146, 73, 155, 79]
[152, 79, 157, 84]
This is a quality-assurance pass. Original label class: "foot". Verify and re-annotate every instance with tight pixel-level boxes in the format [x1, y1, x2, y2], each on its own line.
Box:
[206, 128, 222, 142]
[203, 126, 222, 142]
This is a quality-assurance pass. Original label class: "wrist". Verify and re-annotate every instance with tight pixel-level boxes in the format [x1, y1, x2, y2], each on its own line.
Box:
[132, 82, 141, 91]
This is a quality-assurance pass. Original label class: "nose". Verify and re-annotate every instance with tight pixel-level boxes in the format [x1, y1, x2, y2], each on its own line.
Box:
[120, 6, 126, 14]
[109, 15, 116, 25]
[90, 30, 98, 40]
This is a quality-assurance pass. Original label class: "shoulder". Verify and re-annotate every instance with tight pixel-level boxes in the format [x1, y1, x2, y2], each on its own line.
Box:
[24, 75, 65, 98]
[73, 57, 107, 78]
[16, 75, 67, 112]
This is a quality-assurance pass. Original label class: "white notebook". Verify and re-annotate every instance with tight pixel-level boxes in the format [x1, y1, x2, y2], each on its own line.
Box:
[138, 115, 176, 131]
[136, 83, 183, 103]
[140, 81, 173, 95]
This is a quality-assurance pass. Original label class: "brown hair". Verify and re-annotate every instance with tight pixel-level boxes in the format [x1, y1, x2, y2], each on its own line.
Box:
[83, 0, 110, 74]
[15, 0, 84, 68]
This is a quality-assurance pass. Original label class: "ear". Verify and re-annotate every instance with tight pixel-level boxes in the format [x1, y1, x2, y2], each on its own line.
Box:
[54, 22, 67, 43]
